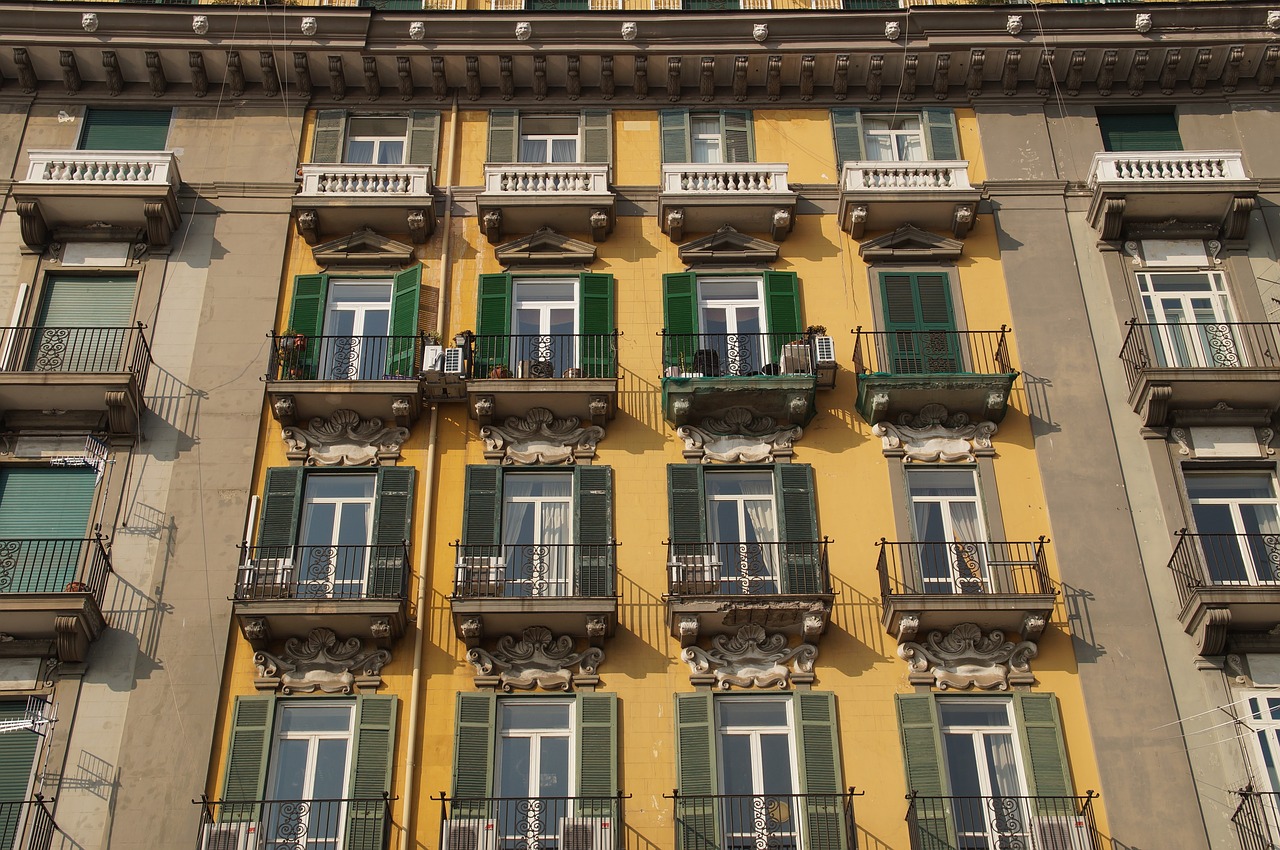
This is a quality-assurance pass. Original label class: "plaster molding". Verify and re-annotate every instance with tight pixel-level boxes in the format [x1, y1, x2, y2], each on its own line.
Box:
[1226, 653, 1252, 686]
[677, 407, 801, 463]
[480, 407, 605, 465]
[897, 623, 1037, 690]
[681, 624, 817, 690]
[494, 227, 597, 268]
[283, 409, 409, 466]
[872, 404, 996, 462]
[466, 626, 603, 691]
[253, 628, 391, 694]
[309, 229, 416, 268]
[859, 224, 964, 260]
[677, 225, 780, 266]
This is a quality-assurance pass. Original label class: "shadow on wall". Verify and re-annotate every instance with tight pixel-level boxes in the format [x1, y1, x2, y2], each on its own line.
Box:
[1061, 581, 1106, 664]
[97, 516, 177, 686]
[617, 365, 666, 437]
[828, 570, 890, 665]
[142, 362, 208, 459]
[1015, 371, 1060, 438]
[616, 569, 669, 654]
[855, 822, 899, 850]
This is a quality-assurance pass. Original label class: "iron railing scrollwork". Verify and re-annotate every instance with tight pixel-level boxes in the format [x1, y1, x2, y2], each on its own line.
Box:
[667, 790, 858, 850]
[451, 542, 618, 598]
[1166, 530, 1280, 609]
[0, 536, 113, 603]
[465, 332, 619, 380]
[435, 793, 626, 850]
[235, 543, 410, 601]
[876, 538, 1052, 598]
[665, 541, 831, 596]
[905, 793, 1100, 850]
[267, 333, 425, 382]
[0, 324, 151, 386]
[851, 327, 1014, 377]
[1119, 320, 1280, 392]
[0, 797, 57, 850]
[194, 795, 393, 850]
[660, 331, 817, 379]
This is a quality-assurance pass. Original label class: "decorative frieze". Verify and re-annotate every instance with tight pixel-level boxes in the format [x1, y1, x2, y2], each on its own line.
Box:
[678, 407, 800, 463]
[898, 623, 1036, 690]
[467, 626, 603, 691]
[872, 404, 997, 462]
[253, 628, 391, 694]
[682, 624, 817, 690]
[283, 409, 410, 466]
[481, 407, 605, 465]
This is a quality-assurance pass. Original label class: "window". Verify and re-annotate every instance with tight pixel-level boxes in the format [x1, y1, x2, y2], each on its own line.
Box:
[660, 111, 754, 164]
[831, 107, 960, 166]
[79, 108, 171, 151]
[474, 273, 616, 379]
[1138, 270, 1238, 369]
[0, 466, 97, 593]
[939, 701, 1030, 849]
[718, 699, 801, 848]
[1185, 472, 1280, 585]
[22, 276, 137, 374]
[662, 272, 803, 377]
[519, 116, 580, 163]
[458, 465, 613, 598]
[878, 271, 959, 374]
[1242, 693, 1280, 840]
[344, 116, 408, 165]
[310, 110, 441, 169]
[486, 110, 612, 166]
[908, 467, 990, 594]
[1097, 111, 1182, 153]
[0, 700, 40, 849]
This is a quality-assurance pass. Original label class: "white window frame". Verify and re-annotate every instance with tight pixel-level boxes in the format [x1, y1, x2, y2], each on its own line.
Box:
[518, 115, 581, 164]
[696, 276, 769, 376]
[705, 469, 780, 594]
[265, 701, 357, 849]
[1185, 471, 1280, 586]
[320, 280, 394, 381]
[298, 473, 377, 596]
[691, 115, 724, 164]
[1137, 269, 1240, 369]
[495, 699, 576, 847]
[715, 697, 803, 850]
[938, 698, 1032, 850]
[862, 113, 926, 162]
[906, 467, 992, 594]
[512, 278, 579, 375]
[501, 471, 575, 597]
[343, 116, 409, 165]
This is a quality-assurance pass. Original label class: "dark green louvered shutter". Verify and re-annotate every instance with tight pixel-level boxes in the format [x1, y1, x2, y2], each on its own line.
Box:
[462, 466, 503, 548]
[81, 108, 171, 151]
[258, 467, 304, 553]
[795, 692, 847, 850]
[452, 693, 496, 817]
[0, 467, 97, 592]
[346, 696, 397, 850]
[1015, 694, 1073, 799]
[574, 466, 613, 597]
[896, 694, 954, 850]
[776, 464, 821, 594]
[0, 700, 39, 849]
[286, 274, 329, 378]
[674, 693, 719, 850]
[880, 273, 958, 374]
[407, 110, 441, 169]
[722, 111, 754, 163]
[764, 271, 802, 364]
[921, 108, 961, 160]
[660, 110, 692, 164]
[487, 110, 520, 163]
[388, 265, 422, 377]
[311, 110, 347, 163]
[667, 465, 707, 545]
[663, 273, 699, 372]
[369, 467, 414, 598]
[577, 694, 617, 816]
[582, 110, 612, 165]
[220, 696, 276, 822]
[1098, 112, 1183, 152]
[476, 274, 513, 374]
[831, 108, 865, 166]
[579, 273, 616, 378]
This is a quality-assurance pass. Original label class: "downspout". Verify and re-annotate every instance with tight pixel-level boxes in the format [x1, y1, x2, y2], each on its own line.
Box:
[400, 90, 459, 850]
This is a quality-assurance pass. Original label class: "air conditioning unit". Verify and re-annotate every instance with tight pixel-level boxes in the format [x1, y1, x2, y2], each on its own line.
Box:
[456, 555, 506, 596]
[423, 344, 445, 374]
[200, 822, 261, 850]
[779, 342, 813, 375]
[442, 818, 498, 850]
[559, 816, 614, 850]
[246, 558, 293, 598]
[1034, 815, 1092, 850]
[442, 347, 465, 376]
[668, 553, 721, 595]
[813, 335, 837, 389]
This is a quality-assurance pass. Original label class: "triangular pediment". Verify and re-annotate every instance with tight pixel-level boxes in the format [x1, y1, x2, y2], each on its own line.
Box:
[311, 228, 416, 269]
[495, 227, 597, 267]
[859, 225, 963, 260]
[678, 226, 780, 265]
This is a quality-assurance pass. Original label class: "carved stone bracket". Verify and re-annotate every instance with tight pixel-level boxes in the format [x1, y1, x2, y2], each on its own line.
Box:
[481, 407, 605, 465]
[254, 628, 391, 693]
[16, 200, 49, 250]
[406, 208, 431, 244]
[483, 209, 503, 243]
[590, 208, 612, 243]
[1188, 605, 1232, 656]
[295, 209, 319, 245]
[683, 624, 816, 690]
[53, 614, 92, 663]
[898, 623, 1037, 690]
[104, 390, 138, 435]
[677, 407, 801, 463]
[283, 408, 409, 466]
[467, 626, 604, 691]
[872, 404, 997, 462]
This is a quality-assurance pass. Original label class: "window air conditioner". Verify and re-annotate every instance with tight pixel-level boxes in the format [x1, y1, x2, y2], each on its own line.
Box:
[246, 558, 293, 598]
[423, 344, 446, 374]
[813, 335, 836, 365]
[1034, 815, 1092, 850]
[200, 822, 261, 850]
[667, 553, 721, 595]
[442, 818, 498, 850]
[442, 347, 465, 376]
[559, 816, 614, 850]
[456, 555, 506, 596]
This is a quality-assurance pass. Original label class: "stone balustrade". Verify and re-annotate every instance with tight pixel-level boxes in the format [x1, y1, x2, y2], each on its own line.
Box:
[841, 160, 972, 192]
[661, 163, 790, 194]
[483, 163, 611, 195]
[297, 164, 434, 198]
[24, 150, 179, 188]
[1088, 150, 1250, 188]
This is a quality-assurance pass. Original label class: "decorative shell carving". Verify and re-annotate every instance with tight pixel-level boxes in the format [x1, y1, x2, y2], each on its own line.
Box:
[682, 624, 817, 690]
[283, 409, 409, 466]
[254, 628, 390, 694]
[467, 626, 603, 691]
[898, 623, 1037, 691]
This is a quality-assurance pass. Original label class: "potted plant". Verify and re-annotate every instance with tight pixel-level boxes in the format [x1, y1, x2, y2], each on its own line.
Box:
[279, 328, 307, 351]
[489, 364, 511, 379]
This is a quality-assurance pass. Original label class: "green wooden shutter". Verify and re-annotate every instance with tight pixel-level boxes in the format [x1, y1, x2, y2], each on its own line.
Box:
[462, 465, 503, 547]
[895, 694, 954, 850]
[721, 111, 754, 163]
[476, 273, 513, 374]
[921, 108, 961, 160]
[286, 274, 329, 378]
[220, 696, 276, 819]
[830, 108, 865, 166]
[81, 108, 171, 151]
[0, 467, 97, 592]
[1098, 112, 1183, 152]
[369, 467, 414, 597]
[345, 695, 397, 850]
[776, 464, 821, 594]
[674, 693, 719, 850]
[257, 467, 304, 551]
[764, 271, 802, 364]
[0, 701, 39, 831]
[576, 693, 617, 816]
[795, 692, 847, 850]
[879, 273, 958, 374]
[579, 273, 615, 378]
[452, 693, 496, 817]
[581, 110, 612, 165]
[312, 109, 348, 164]
[660, 110, 692, 164]
[487, 109, 520, 163]
[388, 265, 422, 377]
[667, 465, 707, 545]
[663, 272, 699, 371]
[1015, 693, 1073, 798]
[574, 465, 613, 597]
[407, 110, 441, 169]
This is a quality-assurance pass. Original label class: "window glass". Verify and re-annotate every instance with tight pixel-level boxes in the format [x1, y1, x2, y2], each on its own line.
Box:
[345, 117, 408, 165]
[1246, 693, 1280, 794]
[697, 278, 767, 376]
[1137, 271, 1237, 369]
[716, 698, 798, 845]
[513, 279, 579, 377]
[267, 702, 355, 827]
[321, 281, 393, 379]
[691, 116, 723, 164]
[706, 471, 779, 593]
[503, 472, 573, 597]
[908, 468, 988, 594]
[299, 473, 376, 597]
[1186, 472, 1280, 584]
[519, 116, 579, 163]
[939, 699, 1028, 847]
[495, 698, 574, 845]
[863, 114, 925, 162]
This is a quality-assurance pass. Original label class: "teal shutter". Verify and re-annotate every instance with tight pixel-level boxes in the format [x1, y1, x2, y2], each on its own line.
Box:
[312, 109, 347, 163]
[721, 111, 754, 163]
[795, 692, 847, 850]
[407, 110, 441, 169]
[388, 265, 422, 377]
[0, 467, 96, 592]
[896, 694, 954, 850]
[764, 271, 803, 364]
[1098, 112, 1183, 152]
[574, 465, 613, 597]
[880, 273, 958, 373]
[921, 108, 961, 160]
[462, 466, 503, 547]
[80, 108, 171, 151]
[487, 109, 519, 163]
[663, 272, 699, 371]
[476, 274, 513, 374]
[257, 467, 304, 552]
[581, 110, 612, 165]
[674, 693, 719, 850]
[0, 701, 39, 846]
[576, 693, 618, 816]
[452, 693, 496, 817]
[1015, 694, 1073, 799]
[776, 464, 821, 594]
[369, 467, 414, 598]
[667, 465, 707, 545]
[660, 110, 692, 164]
[345, 695, 397, 850]
[830, 108, 865, 166]
[220, 696, 276, 821]
[579, 273, 616, 378]
[285, 274, 329, 378]
[31, 276, 137, 373]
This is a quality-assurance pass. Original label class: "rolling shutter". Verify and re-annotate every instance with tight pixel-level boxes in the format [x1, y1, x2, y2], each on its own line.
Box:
[0, 466, 97, 592]
[776, 464, 821, 594]
[831, 108, 865, 166]
[576, 693, 617, 816]
[369, 467, 414, 597]
[674, 692, 719, 850]
[660, 110, 692, 164]
[662, 272, 699, 372]
[667, 465, 707, 545]
[487, 110, 520, 164]
[388, 265, 422, 377]
[345, 695, 398, 850]
[895, 694, 954, 850]
[452, 693, 496, 817]
[581, 110, 612, 165]
[257, 467, 304, 552]
[921, 108, 961, 160]
[721, 111, 754, 163]
[462, 465, 503, 548]
[1098, 112, 1183, 152]
[311, 110, 347, 164]
[80, 108, 171, 151]
[407, 110, 441, 168]
[795, 692, 848, 850]
[475, 274, 513, 374]
[0, 700, 39, 846]
[220, 696, 277, 818]
[579, 273, 615, 378]
[574, 465, 614, 597]
[31, 276, 138, 373]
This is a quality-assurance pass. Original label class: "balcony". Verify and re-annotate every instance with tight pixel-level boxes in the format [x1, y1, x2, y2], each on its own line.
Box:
[1086, 150, 1258, 240]
[851, 328, 1016, 425]
[905, 793, 1100, 850]
[232, 543, 410, 646]
[265, 332, 431, 427]
[670, 792, 858, 850]
[665, 541, 834, 645]
[1119, 321, 1280, 428]
[14, 150, 181, 248]
[661, 331, 824, 427]
[839, 160, 980, 239]
[464, 332, 619, 426]
[477, 164, 614, 242]
[0, 537, 112, 663]
[294, 164, 435, 245]
[438, 794, 624, 850]
[876, 540, 1055, 643]
[1167, 531, 1280, 656]
[449, 542, 618, 646]
[1232, 789, 1280, 850]
[659, 164, 796, 241]
[195, 797, 391, 850]
[0, 797, 56, 850]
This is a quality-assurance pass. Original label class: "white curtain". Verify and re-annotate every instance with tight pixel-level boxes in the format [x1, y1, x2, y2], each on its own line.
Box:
[949, 502, 987, 590]
[740, 478, 779, 586]
[541, 499, 571, 594]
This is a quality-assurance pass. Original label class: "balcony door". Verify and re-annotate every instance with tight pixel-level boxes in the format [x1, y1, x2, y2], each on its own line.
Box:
[908, 468, 990, 594]
[863, 115, 925, 162]
[707, 471, 779, 593]
[717, 699, 801, 850]
[502, 473, 573, 597]
[26, 277, 136, 373]
[495, 701, 574, 850]
[938, 701, 1030, 850]
[264, 703, 355, 850]
[513, 280, 578, 378]
[320, 281, 392, 380]
[0, 701, 40, 850]
[1243, 693, 1280, 840]
[698, 278, 767, 376]
[879, 273, 959, 374]
[518, 115, 580, 163]
[343, 116, 407, 165]
[298, 474, 376, 598]
[1186, 473, 1280, 585]
[0, 467, 96, 593]
[1138, 271, 1239, 368]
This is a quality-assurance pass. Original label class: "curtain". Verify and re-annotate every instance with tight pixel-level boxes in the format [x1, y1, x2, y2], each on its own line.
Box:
[1245, 504, 1280, 583]
[949, 502, 987, 592]
[541, 499, 570, 595]
[740, 478, 778, 590]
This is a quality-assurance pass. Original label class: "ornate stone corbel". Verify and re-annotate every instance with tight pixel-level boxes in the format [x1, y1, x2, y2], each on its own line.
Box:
[473, 394, 495, 425]
[273, 395, 297, 426]
[682, 624, 817, 690]
[586, 616, 608, 647]
[590, 209, 611, 244]
[952, 204, 975, 239]
[677, 407, 800, 464]
[933, 53, 950, 100]
[872, 404, 996, 462]
[102, 52, 123, 97]
[283, 409, 410, 466]
[1226, 653, 1252, 685]
[105, 390, 136, 435]
[190, 52, 209, 98]
[294, 52, 312, 99]
[1260, 427, 1276, 456]
[1098, 198, 1126, 242]
[634, 55, 648, 99]
[16, 200, 49, 250]
[869, 392, 889, 422]
[1020, 613, 1048, 643]
[498, 55, 514, 101]
[483, 209, 503, 242]
[1160, 48, 1181, 96]
[146, 51, 168, 97]
[966, 49, 984, 98]
[406, 209, 429, 245]
[328, 54, 346, 101]
[802, 612, 825, 643]
[363, 56, 380, 101]
[1260, 46, 1280, 93]
[588, 395, 610, 427]
[896, 612, 921, 644]
[1223, 196, 1257, 241]
[459, 616, 484, 647]
[848, 205, 868, 239]
[144, 200, 178, 246]
[898, 623, 1037, 690]
[800, 55, 815, 102]
[665, 208, 685, 242]
[242, 617, 269, 643]
[254, 628, 391, 694]
[566, 55, 581, 101]
[833, 54, 849, 101]
[432, 56, 447, 100]
[54, 615, 90, 663]
[1188, 606, 1231, 656]
[1065, 50, 1086, 97]
[1190, 48, 1211, 95]
[600, 56, 614, 100]
[227, 51, 246, 98]
[667, 56, 682, 102]
[699, 56, 715, 102]
[1127, 49, 1149, 97]
[677, 615, 700, 648]
[1171, 427, 1193, 456]
[766, 55, 783, 102]
[1001, 49, 1020, 97]
[13, 49, 36, 95]
[60, 51, 81, 95]
[391, 397, 414, 429]
[866, 55, 883, 102]
[260, 52, 280, 98]
[467, 626, 603, 691]
[481, 408, 605, 466]
[1223, 47, 1245, 93]
[370, 617, 392, 641]
[1034, 49, 1054, 97]
[1141, 383, 1173, 428]
[1097, 49, 1117, 97]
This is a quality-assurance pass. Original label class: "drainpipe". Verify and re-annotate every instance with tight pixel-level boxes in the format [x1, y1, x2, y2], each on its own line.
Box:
[400, 90, 459, 850]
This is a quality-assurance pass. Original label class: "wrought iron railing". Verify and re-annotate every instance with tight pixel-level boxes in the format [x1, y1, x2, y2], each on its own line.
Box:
[905, 793, 1101, 850]
[451, 542, 618, 598]
[666, 541, 831, 596]
[1232, 789, 1280, 850]
[466, 332, 619, 380]
[0, 324, 151, 384]
[0, 537, 112, 603]
[1118, 320, 1280, 391]
[436, 793, 625, 850]
[266, 333, 425, 382]
[876, 538, 1052, 598]
[851, 327, 1013, 377]
[0, 797, 56, 850]
[668, 791, 858, 850]
[1166, 530, 1280, 609]
[235, 543, 410, 601]
[661, 332, 818, 378]
[194, 796, 392, 850]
